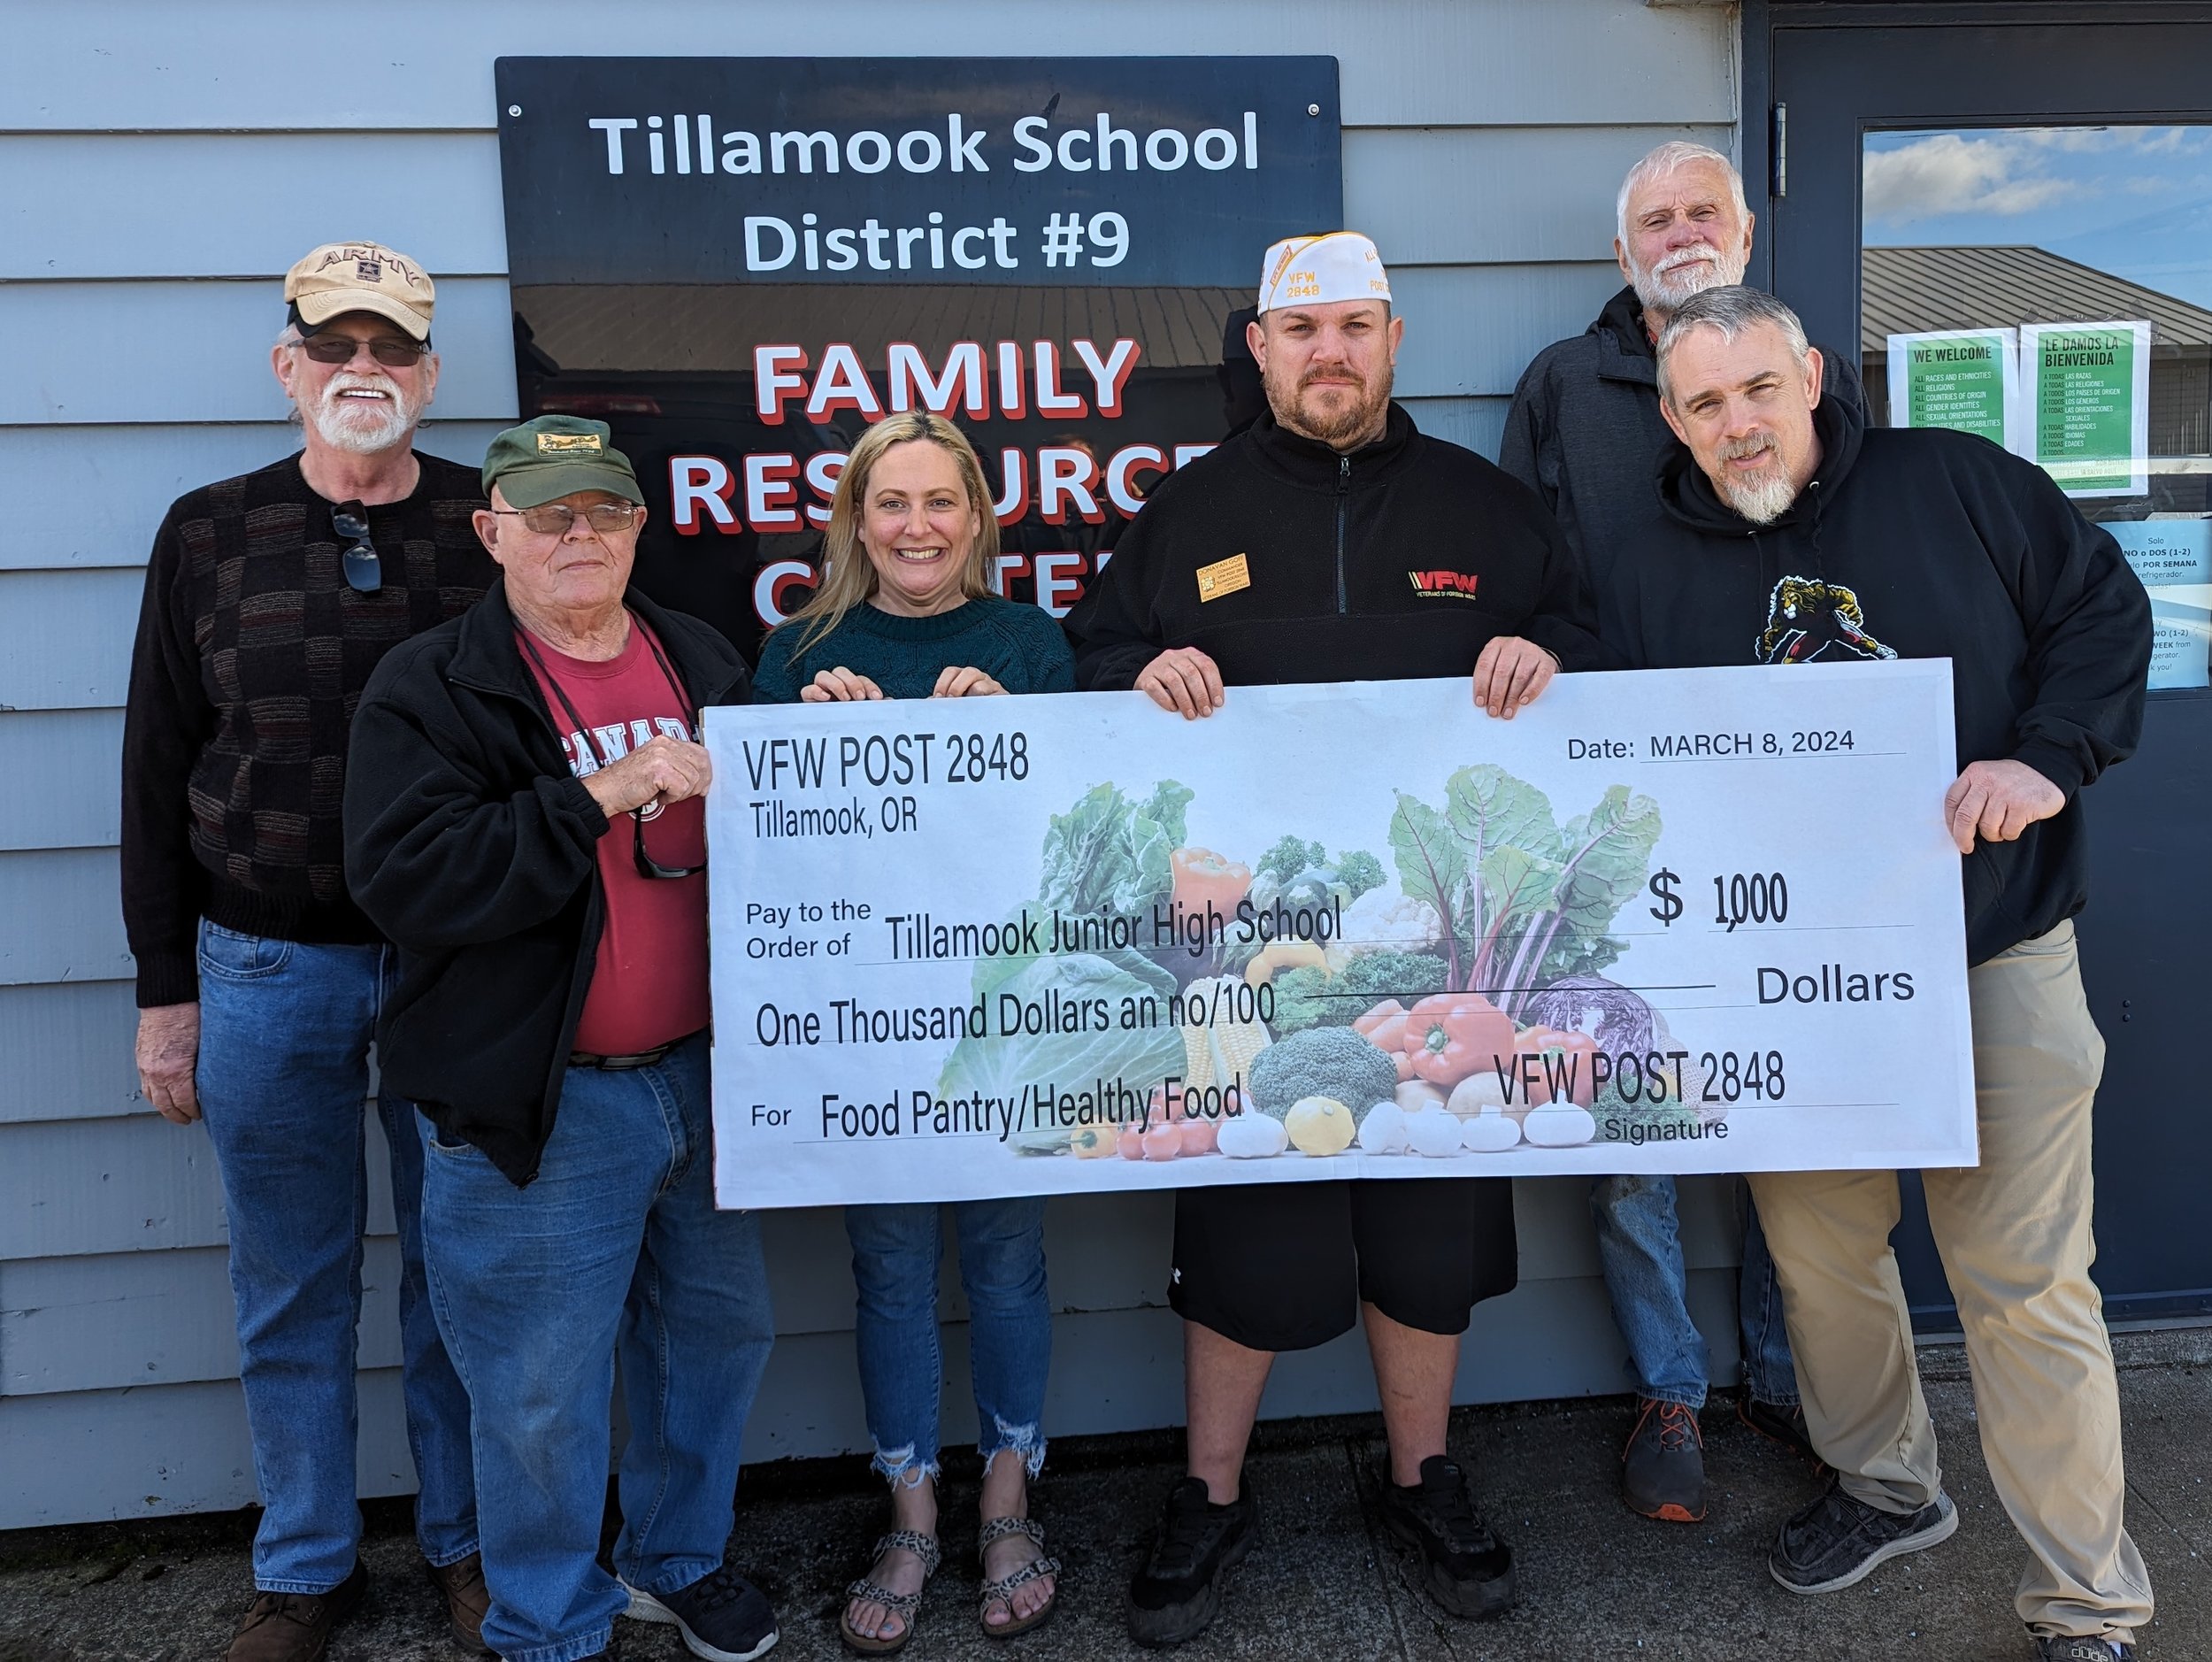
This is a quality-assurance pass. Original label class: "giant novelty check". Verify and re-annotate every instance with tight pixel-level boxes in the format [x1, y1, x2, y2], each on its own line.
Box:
[705, 663, 1975, 1210]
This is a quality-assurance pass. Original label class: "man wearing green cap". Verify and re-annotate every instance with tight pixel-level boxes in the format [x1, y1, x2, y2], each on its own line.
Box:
[344, 416, 779, 1662]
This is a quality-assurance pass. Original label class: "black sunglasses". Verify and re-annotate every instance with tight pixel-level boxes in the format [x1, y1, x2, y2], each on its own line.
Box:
[634, 806, 707, 881]
[331, 502, 381, 594]
[297, 332, 430, 366]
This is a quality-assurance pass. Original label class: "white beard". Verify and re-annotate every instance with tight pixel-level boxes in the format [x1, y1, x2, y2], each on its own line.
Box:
[1718, 460, 1801, 525]
[1632, 240, 1750, 312]
[304, 372, 419, 456]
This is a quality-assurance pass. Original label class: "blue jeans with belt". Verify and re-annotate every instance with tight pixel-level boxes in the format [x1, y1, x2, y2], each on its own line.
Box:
[194, 921, 477, 1593]
[1590, 1173, 1801, 1410]
[419, 1033, 773, 1662]
[845, 1198, 1052, 1486]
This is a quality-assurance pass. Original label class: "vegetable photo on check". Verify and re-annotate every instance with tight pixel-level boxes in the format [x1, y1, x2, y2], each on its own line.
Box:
[1061, 229, 1611, 1646]
[751, 410, 1072, 1653]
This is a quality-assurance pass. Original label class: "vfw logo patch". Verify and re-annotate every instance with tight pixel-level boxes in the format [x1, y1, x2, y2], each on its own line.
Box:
[1758, 576, 1897, 664]
[1408, 568, 1479, 600]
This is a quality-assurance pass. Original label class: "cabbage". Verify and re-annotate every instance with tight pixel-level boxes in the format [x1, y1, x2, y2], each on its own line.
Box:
[937, 953, 1189, 1155]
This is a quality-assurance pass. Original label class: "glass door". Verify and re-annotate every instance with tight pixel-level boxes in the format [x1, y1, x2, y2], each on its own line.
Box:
[1766, 12, 2212, 1325]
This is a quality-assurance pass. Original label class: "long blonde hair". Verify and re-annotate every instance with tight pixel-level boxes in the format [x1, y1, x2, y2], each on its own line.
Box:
[780, 412, 1002, 657]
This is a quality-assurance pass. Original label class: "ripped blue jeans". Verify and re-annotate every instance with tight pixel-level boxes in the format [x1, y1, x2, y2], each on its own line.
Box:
[845, 1198, 1051, 1486]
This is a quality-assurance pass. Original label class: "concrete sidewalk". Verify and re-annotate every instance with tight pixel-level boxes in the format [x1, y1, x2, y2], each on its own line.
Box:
[4, 1328, 2207, 1662]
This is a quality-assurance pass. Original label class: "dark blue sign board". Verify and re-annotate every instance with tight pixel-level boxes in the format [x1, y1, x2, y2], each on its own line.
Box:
[495, 57, 1342, 288]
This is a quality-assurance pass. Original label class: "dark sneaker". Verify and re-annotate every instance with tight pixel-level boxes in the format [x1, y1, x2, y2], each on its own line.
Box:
[1125, 1475, 1257, 1648]
[1770, 1481, 1956, 1594]
[225, 1560, 367, 1662]
[2036, 1641, 2138, 1661]
[1622, 1399, 1707, 1523]
[424, 1551, 491, 1654]
[624, 1561, 780, 1662]
[1376, 1456, 1516, 1620]
[1740, 1395, 1824, 1467]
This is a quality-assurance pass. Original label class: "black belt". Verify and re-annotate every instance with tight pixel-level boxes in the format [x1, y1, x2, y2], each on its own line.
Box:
[568, 1029, 705, 1071]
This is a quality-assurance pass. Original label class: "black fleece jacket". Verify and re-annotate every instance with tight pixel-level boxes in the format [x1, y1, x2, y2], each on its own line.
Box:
[1609, 392, 2149, 966]
[343, 580, 749, 1185]
[1065, 403, 1604, 689]
[1500, 284, 1865, 587]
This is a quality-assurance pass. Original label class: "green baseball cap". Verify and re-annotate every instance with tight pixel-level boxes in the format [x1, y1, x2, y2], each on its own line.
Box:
[481, 416, 643, 510]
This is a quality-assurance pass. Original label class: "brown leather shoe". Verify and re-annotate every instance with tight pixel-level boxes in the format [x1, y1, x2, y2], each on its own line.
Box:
[225, 1561, 367, 1661]
[424, 1551, 493, 1654]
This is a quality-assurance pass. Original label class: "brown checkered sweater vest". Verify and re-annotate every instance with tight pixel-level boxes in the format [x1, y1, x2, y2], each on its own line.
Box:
[120, 450, 494, 1006]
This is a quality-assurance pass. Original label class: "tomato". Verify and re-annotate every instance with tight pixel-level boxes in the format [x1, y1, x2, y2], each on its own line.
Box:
[1142, 1123, 1183, 1161]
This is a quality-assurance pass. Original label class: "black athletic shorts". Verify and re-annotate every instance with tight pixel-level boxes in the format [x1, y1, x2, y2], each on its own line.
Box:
[1168, 1177, 1518, 1353]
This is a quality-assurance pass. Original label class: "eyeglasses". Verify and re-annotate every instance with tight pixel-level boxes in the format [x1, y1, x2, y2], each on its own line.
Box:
[331, 502, 381, 593]
[296, 333, 430, 366]
[489, 502, 644, 536]
[634, 806, 707, 881]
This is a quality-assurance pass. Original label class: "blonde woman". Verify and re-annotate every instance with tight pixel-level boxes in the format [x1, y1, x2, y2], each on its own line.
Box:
[754, 413, 1069, 1652]
[752, 412, 1074, 704]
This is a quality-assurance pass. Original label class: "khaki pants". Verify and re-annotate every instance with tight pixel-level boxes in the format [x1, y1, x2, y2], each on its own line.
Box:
[1748, 921, 2153, 1643]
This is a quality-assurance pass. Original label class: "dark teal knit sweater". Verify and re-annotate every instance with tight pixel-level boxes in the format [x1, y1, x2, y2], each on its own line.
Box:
[751, 595, 1076, 703]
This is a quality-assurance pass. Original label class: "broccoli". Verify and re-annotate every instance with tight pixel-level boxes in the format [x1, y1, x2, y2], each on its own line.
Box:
[1265, 966, 1338, 1035]
[1333, 849, 1386, 901]
[1267, 951, 1452, 1035]
[1248, 1026, 1402, 1119]
[1256, 835, 1327, 889]
[1331, 950, 1450, 1006]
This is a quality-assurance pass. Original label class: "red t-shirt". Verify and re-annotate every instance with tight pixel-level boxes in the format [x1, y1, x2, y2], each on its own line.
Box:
[520, 618, 710, 1056]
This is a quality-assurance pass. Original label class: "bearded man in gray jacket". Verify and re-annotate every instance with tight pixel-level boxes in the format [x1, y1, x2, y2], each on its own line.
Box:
[1498, 142, 1862, 1526]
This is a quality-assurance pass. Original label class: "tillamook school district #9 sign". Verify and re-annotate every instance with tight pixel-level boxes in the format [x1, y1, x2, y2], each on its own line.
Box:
[704, 663, 1976, 1210]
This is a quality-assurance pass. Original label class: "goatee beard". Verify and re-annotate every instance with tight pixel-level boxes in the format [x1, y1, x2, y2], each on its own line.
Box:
[1719, 464, 1800, 525]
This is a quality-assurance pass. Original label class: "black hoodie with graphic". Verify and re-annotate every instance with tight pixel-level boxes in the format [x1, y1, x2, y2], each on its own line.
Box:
[1605, 392, 2150, 966]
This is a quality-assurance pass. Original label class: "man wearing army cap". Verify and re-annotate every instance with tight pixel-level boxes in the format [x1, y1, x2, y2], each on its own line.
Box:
[122, 240, 491, 1659]
[344, 417, 779, 1662]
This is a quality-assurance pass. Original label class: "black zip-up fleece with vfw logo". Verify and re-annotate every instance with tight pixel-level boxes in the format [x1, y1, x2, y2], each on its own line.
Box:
[1065, 403, 1607, 689]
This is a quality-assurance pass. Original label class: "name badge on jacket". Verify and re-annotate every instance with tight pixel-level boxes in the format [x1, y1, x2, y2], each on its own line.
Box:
[1195, 553, 1251, 603]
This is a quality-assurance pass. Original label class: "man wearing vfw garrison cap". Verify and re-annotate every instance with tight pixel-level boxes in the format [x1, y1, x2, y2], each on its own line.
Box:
[344, 417, 779, 1662]
[121, 240, 489, 1661]
[1067, 232, 1606, 1645]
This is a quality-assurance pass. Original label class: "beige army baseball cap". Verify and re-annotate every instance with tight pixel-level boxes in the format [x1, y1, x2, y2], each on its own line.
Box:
[284, 242, 436, 341]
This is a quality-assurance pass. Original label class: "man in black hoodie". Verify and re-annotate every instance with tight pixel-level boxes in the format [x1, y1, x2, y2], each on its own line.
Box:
[1631, 286, 2153, 1662]
[1069, 231, 1605, 1646]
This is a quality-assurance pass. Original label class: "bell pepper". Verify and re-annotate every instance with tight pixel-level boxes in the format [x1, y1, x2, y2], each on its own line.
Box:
[1513, 1025, 1600, 1109]
[1170, 847, 1252, 921]
[1401, 993, 1516, 1088]
[1355, 999, 1417, 1082]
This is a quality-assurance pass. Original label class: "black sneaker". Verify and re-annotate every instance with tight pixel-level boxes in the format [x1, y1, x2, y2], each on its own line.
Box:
[623, 1561, 779, 1661]
[1125, 1475, 1257, 1648]
[1376, 1456, 1516, 1620]
[1739, 1395, 1824, 1468]
[1769, 1481, 1956, 1594]
[1622, 1399, 1707, 1522]
[2036, 1640, 2138, 1661]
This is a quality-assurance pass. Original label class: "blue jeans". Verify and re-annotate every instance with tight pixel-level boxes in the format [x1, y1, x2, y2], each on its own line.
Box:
[1589, 1173, 1800, 1410]
[846, 1198, 1051, 1485]
[194, 922, 476, 1593]
[419, 1033, 774, 1662]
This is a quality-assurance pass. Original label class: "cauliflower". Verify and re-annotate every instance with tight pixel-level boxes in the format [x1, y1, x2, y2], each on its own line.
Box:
[1248, 1027, 1402, 1120]
[1326, 890, 1443, 972]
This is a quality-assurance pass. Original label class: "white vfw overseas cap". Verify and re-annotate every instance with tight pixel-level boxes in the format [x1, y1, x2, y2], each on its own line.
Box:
[1256, 231, 1393, 314]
